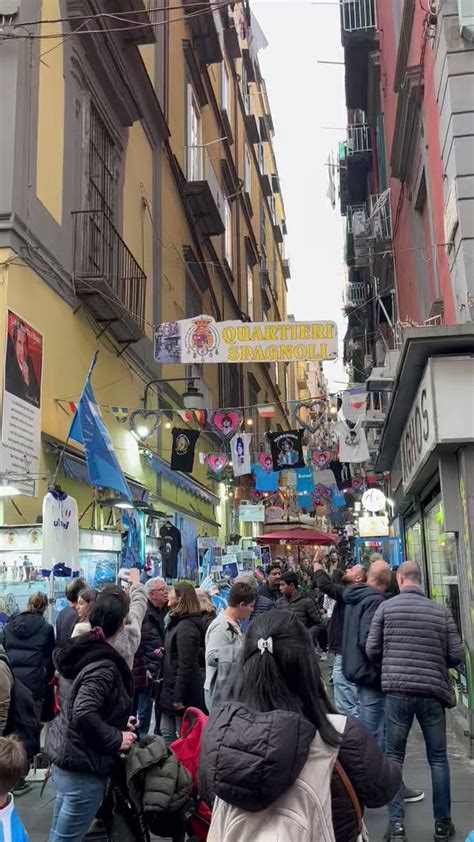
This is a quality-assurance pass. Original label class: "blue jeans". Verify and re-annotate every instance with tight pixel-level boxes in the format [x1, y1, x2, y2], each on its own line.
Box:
[332, 654, 360, 716]
[160, 712, 182, 747]
[48, 766, 107, 842]
[386, 695, 451, 823]
[359, 686, 386, 752]
[135, 687, 154, 737]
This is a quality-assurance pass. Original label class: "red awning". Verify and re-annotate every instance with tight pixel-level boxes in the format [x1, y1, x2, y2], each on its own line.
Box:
[256, 527, 339, 546]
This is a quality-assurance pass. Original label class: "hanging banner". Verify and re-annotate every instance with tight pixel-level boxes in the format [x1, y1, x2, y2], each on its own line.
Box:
[239, 503, 265, 523]
[1, 311, 43, 496]
[154, 316, 338, 364]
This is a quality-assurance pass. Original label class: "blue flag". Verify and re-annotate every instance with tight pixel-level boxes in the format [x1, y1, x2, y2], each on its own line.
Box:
[69, 353, 131, 499]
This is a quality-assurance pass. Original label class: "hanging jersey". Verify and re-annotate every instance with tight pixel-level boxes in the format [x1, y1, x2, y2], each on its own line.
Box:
[42, 491, 79, 573]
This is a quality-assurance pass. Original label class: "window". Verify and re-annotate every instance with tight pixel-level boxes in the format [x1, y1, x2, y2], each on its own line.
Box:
[257, 142, 265, 174]
[269, 194, 276, 223]
[274, 362, 279, 390]
[247, 264, 254, 320]
[260, 202, 267, 256]
[89, 103, 115, 218]
[242, 64, 250, 114]
[244, 144, 252, 197]
[224, 199, 232, 268]
[221, 61, 230, 113]
[272, 245, 277, 291]
[186, 84, 202, 181]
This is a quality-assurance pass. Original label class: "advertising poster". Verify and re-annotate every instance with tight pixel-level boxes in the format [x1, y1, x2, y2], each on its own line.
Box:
[1, 311, 43, 496]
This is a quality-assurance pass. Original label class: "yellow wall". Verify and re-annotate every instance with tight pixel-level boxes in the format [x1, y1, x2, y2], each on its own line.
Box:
[123, 121, 154, 339]
[36, 0, 64, 224]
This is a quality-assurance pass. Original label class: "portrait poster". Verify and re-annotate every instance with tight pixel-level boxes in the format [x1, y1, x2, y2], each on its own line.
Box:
[267, 429, 305, 472]
[1, 311, 43, 496]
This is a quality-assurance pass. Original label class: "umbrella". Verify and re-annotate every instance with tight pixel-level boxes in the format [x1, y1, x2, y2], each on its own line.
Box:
[256, 527, 339, 546]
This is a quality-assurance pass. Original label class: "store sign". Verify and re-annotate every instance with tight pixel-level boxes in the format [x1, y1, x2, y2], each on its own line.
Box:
[362, 488, 386, 513]
[400, 363, 436, 490]
[358, 515, 389, 537]
[239, 504, 265, 522]
[155, 316, 338, 365]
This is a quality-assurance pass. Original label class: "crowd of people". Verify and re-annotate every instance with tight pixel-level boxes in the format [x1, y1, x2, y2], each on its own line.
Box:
[0, 551, 464, 842]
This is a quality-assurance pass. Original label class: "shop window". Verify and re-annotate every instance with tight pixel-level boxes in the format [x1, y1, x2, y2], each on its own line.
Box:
[424, 498, 461, 634]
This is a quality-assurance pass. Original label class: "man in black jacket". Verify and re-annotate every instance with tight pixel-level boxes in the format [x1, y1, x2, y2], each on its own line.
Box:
[277, 571, 322, 631]
[133, 578, 168, 737]
[342, 560, 391, 745]
[367, 561, 463, 842]
[312, 560, 366, 716]
[55, 578, 86, 645]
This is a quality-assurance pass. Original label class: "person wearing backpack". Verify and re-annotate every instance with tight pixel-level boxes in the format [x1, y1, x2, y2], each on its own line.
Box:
[199, 611, 401, 842]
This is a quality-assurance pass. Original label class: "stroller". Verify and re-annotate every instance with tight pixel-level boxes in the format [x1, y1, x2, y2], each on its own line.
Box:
[170, 707, 212, 841]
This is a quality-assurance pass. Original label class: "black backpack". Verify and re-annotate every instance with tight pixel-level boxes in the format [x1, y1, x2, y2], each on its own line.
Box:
[0, 654, 39, 761]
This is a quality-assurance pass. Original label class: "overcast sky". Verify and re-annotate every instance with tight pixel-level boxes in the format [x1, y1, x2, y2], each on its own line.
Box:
[253, 0, 348, 392]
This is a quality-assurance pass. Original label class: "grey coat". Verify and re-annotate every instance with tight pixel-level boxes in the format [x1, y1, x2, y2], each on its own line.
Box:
[366, 586, 463, 707]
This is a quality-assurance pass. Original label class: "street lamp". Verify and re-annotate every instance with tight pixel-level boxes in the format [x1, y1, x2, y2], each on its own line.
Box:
[143, 377, 204, 411]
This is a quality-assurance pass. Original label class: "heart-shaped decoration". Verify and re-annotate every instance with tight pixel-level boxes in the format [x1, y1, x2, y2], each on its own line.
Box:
[314, 483, 332, 501]
[207, 453, 229, 474]
[129, 409, 161, 441]
[311, 449, 332, 469]
[211, 410, 243, 440]
[294, 400, 327, 434]
[258, 452, 274, 472]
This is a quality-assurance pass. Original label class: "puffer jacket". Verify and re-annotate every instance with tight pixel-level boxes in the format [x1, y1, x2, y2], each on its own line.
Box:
[1, 610, 55, 701]
[159, 612, 205, 713]
[366, 586, 464, 707]
[342, 584, 386, 689]
[126, 736, 192, 817]
[133, 603, 167, 692]
[46, 633, 133, 776]
[276, 592, 323, 629]
[199, 702, 401, 842]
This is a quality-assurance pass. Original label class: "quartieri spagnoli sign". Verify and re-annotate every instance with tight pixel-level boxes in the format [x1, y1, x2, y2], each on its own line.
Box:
[154, 316, 338, 364]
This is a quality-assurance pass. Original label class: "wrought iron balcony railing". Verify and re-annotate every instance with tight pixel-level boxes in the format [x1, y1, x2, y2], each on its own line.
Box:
[347, 122, 371, 155]
[72, 210, 146, 344]
[340, 0, 377, 34]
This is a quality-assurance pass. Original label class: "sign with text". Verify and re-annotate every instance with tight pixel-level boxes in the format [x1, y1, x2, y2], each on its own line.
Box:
[155, 316, 338, 364]
[239, 503, 265, 522]
[1, 311, 43, 496]
[400, 362, 436, 490]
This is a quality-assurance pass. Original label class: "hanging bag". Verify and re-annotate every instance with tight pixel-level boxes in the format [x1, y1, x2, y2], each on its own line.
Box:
[334, 759, 370, 842]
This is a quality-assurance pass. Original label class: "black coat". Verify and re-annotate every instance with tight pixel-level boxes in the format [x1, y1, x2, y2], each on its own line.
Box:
[46, 633, 133, 776]
[159, 612, 205, 714]
[132, 602, 167, 692]
[2, 611, 55, 702]
[366, 586, 464, 707]
[341, 584, 386, 689]
[55, 605, 78, 646]
[276, 592, 323, 629]
[258, 582, 281, 603]
[312, 569, 345, 654]
[200, 703, 401, 842]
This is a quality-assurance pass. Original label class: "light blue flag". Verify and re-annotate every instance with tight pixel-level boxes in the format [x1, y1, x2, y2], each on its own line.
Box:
[69, 353, 131, 499]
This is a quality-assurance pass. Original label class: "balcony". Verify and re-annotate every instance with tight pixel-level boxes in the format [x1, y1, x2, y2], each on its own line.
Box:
[282, 259, 291, 280]
[344, 281, 367, 308]
[183, 0, 223, 64]
[260, 260, 272, 312]
[183, 148, 225, 237]
[72, 211, 146, 345]
[340, 0, 376, 40]
[363, 391, 387, 428]
[347, 122, 371, 155]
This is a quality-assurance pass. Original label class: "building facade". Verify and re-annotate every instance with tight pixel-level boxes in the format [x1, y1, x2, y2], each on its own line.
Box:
[338, 0, 474, 754]
[0, 1, 290, 549]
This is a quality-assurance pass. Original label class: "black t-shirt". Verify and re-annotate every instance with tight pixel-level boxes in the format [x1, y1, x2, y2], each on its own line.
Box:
[159, 524, 182, 579]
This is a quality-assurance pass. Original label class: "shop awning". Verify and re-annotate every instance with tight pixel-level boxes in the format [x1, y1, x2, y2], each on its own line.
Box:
[149, 454, 219, 506]
[256, 527, 339, 546]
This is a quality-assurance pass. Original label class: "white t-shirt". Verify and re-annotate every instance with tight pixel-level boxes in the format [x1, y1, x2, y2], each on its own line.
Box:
[42, 491, 80, 572]
[335, 419, 370, 464]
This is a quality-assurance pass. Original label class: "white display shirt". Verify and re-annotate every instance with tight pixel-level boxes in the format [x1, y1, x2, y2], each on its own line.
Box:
[42, 490, 80, 572]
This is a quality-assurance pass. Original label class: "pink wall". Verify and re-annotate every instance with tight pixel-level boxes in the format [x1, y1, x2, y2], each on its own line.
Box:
[375, 1, 456, 324]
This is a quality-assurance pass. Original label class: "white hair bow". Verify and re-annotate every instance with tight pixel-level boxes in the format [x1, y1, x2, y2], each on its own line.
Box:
[257, 636, 273, 655]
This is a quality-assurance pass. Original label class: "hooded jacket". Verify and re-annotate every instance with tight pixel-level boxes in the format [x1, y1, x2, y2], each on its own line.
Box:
[366, 586, 464, 707]
[199, 702, 401, 842]
[46, 633, 133, 776]
[159, 612, 205, 714]
[341, 584, 386, 689]
[2, 610, 55, 701]
[126, 735, 192, 820]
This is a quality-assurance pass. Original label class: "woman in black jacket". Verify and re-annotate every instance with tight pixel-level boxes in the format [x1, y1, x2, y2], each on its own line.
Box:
[2, 592, 55, 717]
[199, 612, 401, 842]
[46, 591, 136, 842]
[159, 582, 205, 745]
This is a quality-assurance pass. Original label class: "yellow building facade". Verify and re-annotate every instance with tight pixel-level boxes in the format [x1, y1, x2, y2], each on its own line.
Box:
[0, 1, 290, 550]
